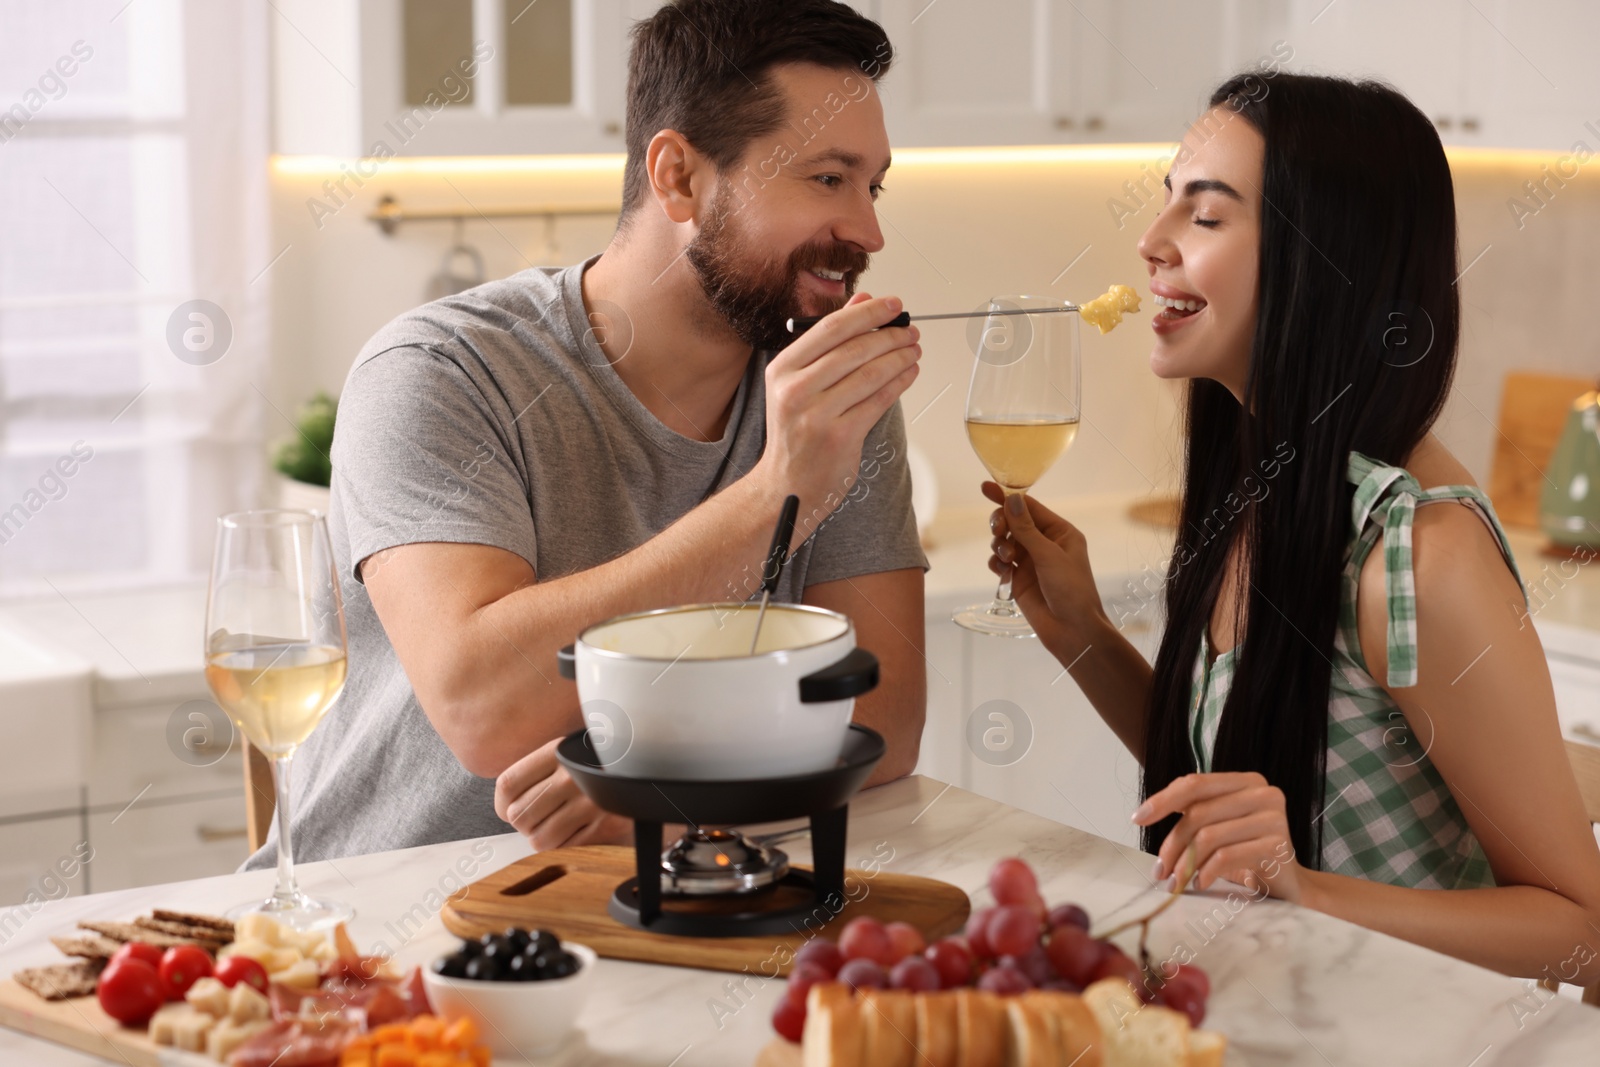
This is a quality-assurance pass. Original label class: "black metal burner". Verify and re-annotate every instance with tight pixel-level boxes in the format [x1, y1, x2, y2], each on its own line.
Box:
[556, 724, 885, 938]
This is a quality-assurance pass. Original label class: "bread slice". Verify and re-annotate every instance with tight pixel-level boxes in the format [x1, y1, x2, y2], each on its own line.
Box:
[78, 919, 203, 949]
[1083, 978, 1192, 1067]
[13, 959, 104, 1000]
[1003, 995, 1057, 1067]
[860, 989, 917, 1067]
[135, 915, 231, 945]
[1020, 990, 1102, 1067]
[1187, 1028, 1227, 1067]
[804, 983, 864, 1067]
[954, 988, 1007, 1067]
[152, 908, 234, 934]
[914, 990, 960, 1067]
[49, 933, 123, 960]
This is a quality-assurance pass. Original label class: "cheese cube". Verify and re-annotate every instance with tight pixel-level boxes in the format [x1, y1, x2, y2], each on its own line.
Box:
[260, 946, 303, 973]
[172, 1006, 214, 1052]
[148, 1003, 191, 1046]
[271, 957, 322, 990]
[227, 980, 271, 1024]
[185, 977, 231, 1018]
[234, 913, 283, 945]
[207, 1018, 273, 1060]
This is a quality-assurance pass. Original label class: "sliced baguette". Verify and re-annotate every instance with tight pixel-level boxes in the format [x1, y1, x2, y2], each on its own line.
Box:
[1021, 990, 1102, 1067]
[1083, 978, 1192, 1067]
[1187, 1028, 1227, 1067]
[954, 988, 1007, 1067]
[860, 988, 917, 1067]
[914, 989, 960, 1067]
[804, 983, 864, 1067]
[1003, 995, 1057, 1067]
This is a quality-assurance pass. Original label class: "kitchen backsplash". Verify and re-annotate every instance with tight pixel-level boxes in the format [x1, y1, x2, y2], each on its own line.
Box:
[269, 146, 1600, 521]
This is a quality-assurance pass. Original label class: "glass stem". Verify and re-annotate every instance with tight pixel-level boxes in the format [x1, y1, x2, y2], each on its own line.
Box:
[271, 754, 300, 906]
[993, 489, 1020, 615]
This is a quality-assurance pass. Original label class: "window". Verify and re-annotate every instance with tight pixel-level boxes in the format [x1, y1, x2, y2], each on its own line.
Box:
[0, 0, 270, 594]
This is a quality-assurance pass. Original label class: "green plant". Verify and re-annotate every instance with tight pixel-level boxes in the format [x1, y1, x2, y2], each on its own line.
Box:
[273, 392, 337, 487]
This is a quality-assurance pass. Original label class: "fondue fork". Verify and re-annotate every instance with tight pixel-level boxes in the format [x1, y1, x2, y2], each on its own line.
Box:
[785, 304, 1081, 335]
[748, 494, 800, 655]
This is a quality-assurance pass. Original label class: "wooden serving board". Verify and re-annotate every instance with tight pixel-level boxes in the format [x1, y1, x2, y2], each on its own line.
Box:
[440, 845, 969, 976]
[0, 979, 210, 1067]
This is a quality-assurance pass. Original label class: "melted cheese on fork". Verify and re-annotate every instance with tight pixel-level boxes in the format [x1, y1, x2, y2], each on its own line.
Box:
[1078, 284, 1142, 334]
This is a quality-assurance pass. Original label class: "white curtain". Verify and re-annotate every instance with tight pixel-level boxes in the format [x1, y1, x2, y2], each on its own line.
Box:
[0, 0, 271, 594]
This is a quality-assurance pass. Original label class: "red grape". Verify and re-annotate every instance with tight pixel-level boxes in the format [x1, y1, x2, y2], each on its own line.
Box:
[977, 964, 1033, 995]
[837, 958, 887, 991]
[988, 857, 1040, 907]
[965, 907, 998, 960]
[1016, 944, 1057, 986]
[1042, 977, 1083, 993]
[885, 921, 927, 964]
[1090, 948, 1144, 992]
[793, 938, 844, 977]
[772, 993, 806, 1043]
[889, 956, 941, 992]
[925, 938, 974, 989]
[785, 962, 831, 1006]
[1047, 903, 1091, 932]
[987, 904, 1045, 959]
[1045, 925, 1104, 987]
[838, 917, 895, 966]
[1157, 966, 1209, 1026]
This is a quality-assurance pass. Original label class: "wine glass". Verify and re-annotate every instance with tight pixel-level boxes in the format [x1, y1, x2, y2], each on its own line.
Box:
[204, 510, 353, 930]
[953, 295, 1081, 637]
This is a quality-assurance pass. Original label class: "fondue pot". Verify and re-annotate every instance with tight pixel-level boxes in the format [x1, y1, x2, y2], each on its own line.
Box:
[557, 602, 878, 780]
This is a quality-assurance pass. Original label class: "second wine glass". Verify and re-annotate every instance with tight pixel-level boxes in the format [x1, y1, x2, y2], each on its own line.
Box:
[204, 509, 353, 930]
[953, 295, 1082, 638]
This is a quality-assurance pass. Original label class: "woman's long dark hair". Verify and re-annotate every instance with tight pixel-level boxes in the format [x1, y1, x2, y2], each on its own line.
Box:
[1141, 74, 1461, 867]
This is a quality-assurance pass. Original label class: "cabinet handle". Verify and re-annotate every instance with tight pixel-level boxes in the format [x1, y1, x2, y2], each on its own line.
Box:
[1433, 116, 1453, 130]
[1085, 115, 1105, 132]
[602, 121, 621, 136]
[1461, 117, 1480, 133]
[1054, 116, 1076, 130]
[197, 825, 249, 843]
[1575, 723, 1600, 744]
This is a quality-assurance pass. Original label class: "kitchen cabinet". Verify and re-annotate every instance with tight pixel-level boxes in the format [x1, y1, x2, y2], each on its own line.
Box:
[0, 815, 89, 911]
[273, 0, 662, 157]
[1549, 651, 1600, 745]
[916, 591, 1153, 848]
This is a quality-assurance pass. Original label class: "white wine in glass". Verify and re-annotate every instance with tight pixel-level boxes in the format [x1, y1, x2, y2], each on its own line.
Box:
[205, 510, 352, 930]
[954, 296, 1082, 637]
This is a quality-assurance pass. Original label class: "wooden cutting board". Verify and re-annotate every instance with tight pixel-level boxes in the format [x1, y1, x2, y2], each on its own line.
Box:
[0, 980, 210, 1067]
[439, 845, 969, 976]
[1488, 371, 1595, 529]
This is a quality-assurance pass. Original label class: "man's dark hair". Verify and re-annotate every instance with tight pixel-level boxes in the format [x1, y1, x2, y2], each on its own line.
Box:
[619, 0, 893, 222]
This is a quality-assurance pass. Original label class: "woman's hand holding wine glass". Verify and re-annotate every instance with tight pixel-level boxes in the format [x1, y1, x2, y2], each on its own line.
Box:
[981, 482, 1107, 666]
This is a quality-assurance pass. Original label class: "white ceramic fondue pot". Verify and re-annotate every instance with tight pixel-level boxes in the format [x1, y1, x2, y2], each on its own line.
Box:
[557, 602, 878, 780]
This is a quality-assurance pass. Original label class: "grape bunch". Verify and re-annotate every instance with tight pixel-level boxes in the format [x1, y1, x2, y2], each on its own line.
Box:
[770, 856, 1211, 1043]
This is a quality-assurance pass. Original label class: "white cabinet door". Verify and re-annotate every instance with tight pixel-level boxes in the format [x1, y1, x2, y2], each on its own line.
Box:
[917, 594, 1152, 849]
[1459, 0, 1600, 150]
[1549, 653, 1600, 745]
[875, 0, 1076, 146]
[88, 795, 251, 894]
[1069, 0, 1280, 143]
[0, 816, 91, 907]
[89, 701, 242, 809]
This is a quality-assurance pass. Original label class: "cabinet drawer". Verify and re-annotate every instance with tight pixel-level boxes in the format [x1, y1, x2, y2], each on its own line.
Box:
[90, 701, 242, 808]
[0, 815, 91, 908]
[1548, 654, 1600, 744]
[88, 792, 248, 894]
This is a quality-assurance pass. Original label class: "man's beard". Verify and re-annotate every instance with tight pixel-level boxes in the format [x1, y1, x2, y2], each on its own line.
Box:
[685, 185, 871, 352]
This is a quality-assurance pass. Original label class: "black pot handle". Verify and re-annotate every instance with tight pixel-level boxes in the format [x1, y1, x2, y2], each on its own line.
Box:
[558, 644, 577, 680]
[799, 647, 879, 703]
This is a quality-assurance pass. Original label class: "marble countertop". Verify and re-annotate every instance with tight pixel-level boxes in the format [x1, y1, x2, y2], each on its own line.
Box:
[1, 775, 1596, 1066]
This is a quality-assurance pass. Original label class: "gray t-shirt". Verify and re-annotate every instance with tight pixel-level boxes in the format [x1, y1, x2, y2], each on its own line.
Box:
[244, 255, 928, 868]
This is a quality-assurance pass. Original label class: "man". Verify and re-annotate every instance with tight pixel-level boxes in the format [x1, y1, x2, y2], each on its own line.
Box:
[246, 0, 926, 868]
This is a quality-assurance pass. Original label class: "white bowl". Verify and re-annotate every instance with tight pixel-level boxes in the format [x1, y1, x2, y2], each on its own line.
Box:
[422, 942, 596, 1057]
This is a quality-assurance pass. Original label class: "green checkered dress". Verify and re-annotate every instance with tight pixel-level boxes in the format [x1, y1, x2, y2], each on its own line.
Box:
[1186, 451, 1526, 889]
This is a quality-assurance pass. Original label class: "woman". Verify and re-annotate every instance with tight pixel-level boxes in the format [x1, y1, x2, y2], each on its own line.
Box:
[987, 72, 1600, 983]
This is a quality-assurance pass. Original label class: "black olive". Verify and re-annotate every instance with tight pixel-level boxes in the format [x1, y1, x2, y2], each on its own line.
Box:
[503, 926, 531, 949]
[463, 955, 495, 981]
[506, 953, 536, 981]
[459, 938, 484, 958]
[430, 954, 468, 978]
[547, 953, 578, 979]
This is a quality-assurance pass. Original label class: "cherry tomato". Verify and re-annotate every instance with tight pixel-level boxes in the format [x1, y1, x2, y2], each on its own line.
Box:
[213, 955, 269, 994]
[96, 959, 165, 1026]
[109, 941, 164, 970]
[157, 945, 214, 1000]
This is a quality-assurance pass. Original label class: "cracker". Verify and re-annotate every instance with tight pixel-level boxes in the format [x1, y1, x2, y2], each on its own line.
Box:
[14, 959, 104, 1000]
